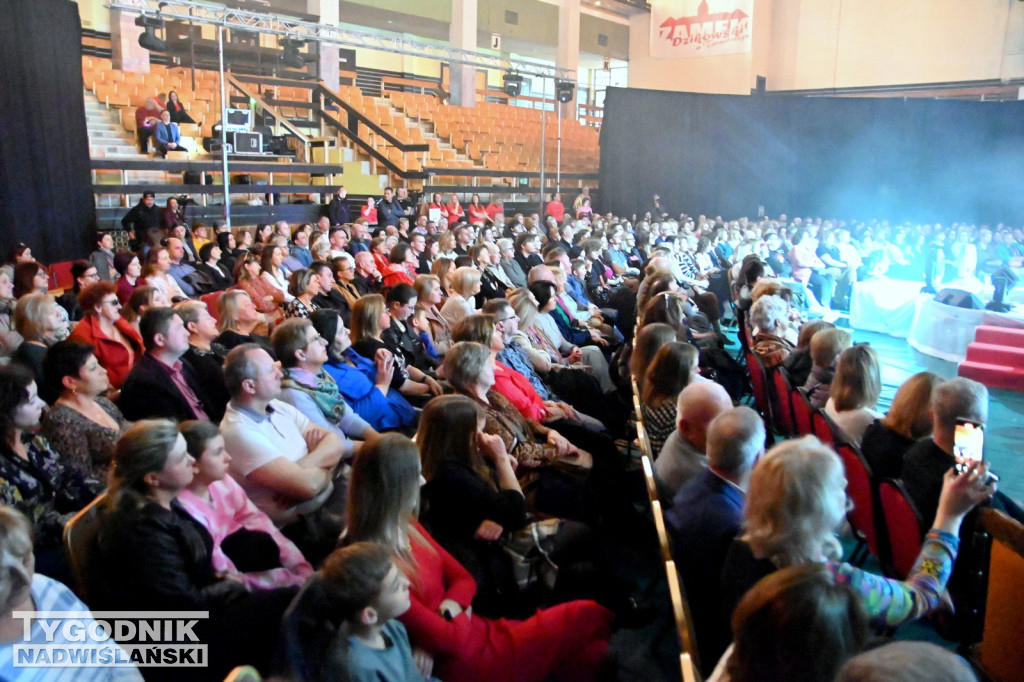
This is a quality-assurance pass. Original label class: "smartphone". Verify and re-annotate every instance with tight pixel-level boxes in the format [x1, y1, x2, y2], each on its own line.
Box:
[953, 418, 999, 483]
[953, 418, 984, 464]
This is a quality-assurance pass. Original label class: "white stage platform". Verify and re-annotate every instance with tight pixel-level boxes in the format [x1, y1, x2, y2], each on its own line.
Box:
[849, 276, 1024, 362]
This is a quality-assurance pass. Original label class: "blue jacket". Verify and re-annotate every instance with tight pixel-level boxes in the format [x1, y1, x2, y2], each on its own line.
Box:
[322, 351, 416, 430]
[154, 121, 180, 147]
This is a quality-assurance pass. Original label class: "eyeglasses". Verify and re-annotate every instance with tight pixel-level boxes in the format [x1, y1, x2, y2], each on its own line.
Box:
[102, 299, 121, 307]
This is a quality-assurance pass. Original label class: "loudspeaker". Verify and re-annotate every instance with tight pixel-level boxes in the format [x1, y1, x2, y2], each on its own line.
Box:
[231, 131, 262, 155]
[935, 288, 983, 309]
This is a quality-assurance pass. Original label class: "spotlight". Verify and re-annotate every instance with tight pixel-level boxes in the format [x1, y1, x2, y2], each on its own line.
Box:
[279, 38, 308, 69]
[503, 73, 523, 98]
[555, 80, 575, 104]
[135, 14, 166, 52]
[986, 268, 1019, 312]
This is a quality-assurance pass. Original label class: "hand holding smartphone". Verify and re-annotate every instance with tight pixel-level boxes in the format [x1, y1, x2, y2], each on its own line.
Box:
[953, 418, 999, 484]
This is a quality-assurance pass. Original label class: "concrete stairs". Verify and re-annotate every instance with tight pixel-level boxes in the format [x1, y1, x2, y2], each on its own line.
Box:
[958, 325, 1024, 391]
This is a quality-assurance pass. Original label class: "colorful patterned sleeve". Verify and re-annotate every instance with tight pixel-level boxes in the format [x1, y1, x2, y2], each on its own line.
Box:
[829, 529, 959, 628]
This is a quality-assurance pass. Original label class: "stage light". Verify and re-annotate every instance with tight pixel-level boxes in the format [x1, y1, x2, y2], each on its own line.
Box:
[280, 38, 308, 69]
[503, 73, 523, 97]
[986, 268, 1018, 312]
[555, 80, 575, 104]
[135, 14, 166, 52]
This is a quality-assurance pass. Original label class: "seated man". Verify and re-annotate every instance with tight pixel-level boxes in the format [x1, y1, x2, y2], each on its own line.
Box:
[665, 406, 765, 673]
[174, 299, 231, 416]
[271, 318, 378, 455]
[220, 344, 348, 557]
[135, 97, 162, 153]
[118, 306, 220, 422]
[654, 381, 733, 497]
[153, 109, 185, 157]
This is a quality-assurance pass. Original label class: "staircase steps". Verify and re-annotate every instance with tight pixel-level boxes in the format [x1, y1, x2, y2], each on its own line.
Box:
[958, 325, 1024, 391]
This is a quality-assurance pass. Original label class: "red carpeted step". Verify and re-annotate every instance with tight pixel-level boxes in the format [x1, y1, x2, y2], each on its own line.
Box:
[957, 360, 1024, 391]
[964, 342, 1024, 368]
[974, 325, 1024, 347]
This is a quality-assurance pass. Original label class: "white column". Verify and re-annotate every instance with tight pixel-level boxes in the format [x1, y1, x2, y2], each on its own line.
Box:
[556, 0, 581, 119]
[449, 0, 478, 108]
[309, 0, 339, 92]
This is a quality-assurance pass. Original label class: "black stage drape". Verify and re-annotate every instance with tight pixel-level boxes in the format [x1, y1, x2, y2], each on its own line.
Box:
[598, 87, 1024, 225]
[0, 0, 95, 263]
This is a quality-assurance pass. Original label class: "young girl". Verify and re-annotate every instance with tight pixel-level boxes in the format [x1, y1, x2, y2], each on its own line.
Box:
[176, 420, 313, 590]
[279, 542, 435, 682]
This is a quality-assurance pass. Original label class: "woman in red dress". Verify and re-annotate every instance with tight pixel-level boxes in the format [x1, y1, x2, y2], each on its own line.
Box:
[345, 434, 613, 682]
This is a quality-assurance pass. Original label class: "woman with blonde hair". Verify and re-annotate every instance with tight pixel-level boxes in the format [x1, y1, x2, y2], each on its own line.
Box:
[439, 266, 481, 329]
[436, 231, 458, 262]
[749, 294, 796, 369]
[720, 435, 996, 636]
[214, 289, 274, 355]
[431, 256, 456, 297]
[12, 293, 70, 401]
[860, 371, 942, 479]
[350, 294, 440, 403]
[414, 274, 451, 356]
[824, 344, 882, 448]
[0, 266, 23, 361]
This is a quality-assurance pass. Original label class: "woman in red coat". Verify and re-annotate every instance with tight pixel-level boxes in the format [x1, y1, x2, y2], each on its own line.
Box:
[345, 434, 613, 682]
[68, 282, 143, 390]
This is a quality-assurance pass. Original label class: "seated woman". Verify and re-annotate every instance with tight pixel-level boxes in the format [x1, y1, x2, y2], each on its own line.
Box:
[382, 283, 436, 373]
[627, 322, 681, 398]
[780, 319, 833, 387]
[91, 420, 298, 680]
[140, 246, 187, 303]
[120, 285, 167, 337]
[749, 294, 796, 370]
[861, 371, 942, 480]
[285, 268, 322, 319]
[68, 281, 143, 390]
[214, 289, 275, 357]
[176, 420, 313, 590]
[713, 563, 868, 682]
[418, 395, 528, 616]
[41, 340, 128, 484]
[344, 433, 614, 682]
[824, 344, 882, 448]
[114, 251, 143, 306]
[234, 251, 284, 322]
[0, 266, 22, 363]
[719, 435, 993, 631]
[12, 293, 70, 403]
[308, 309, 416, 432]
[165, 90, 195, 124]
[195, 242, 233, 291]
[0, 506, 143, 681]
[350, 294, 441, 405]
[261, 244, 294, 303]
[414, 274, 452, 358]
[439, 266, 481, 330]
[0, 367, 97, 582]
[381, 243, 417, 289]
[640, 342, 699, 457]
[803, 328, 852, 410]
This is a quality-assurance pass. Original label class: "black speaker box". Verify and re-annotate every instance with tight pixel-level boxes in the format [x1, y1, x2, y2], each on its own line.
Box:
[934, 288, 983, 309]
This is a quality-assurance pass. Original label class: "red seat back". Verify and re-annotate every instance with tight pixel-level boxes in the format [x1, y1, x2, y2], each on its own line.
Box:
[49, 261, 73, 291]
[792, 388, 814, 436]
[201, 290, 225, 323]
[812, 409, 837, 446]
[770, 368, 795, 436]
[745, 351, 771, 422]
[879, 479, 924, 579]
[837, 443, 880, 561]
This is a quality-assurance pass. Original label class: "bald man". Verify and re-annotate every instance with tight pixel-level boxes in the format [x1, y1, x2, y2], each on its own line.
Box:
[654, 381, 733, 496]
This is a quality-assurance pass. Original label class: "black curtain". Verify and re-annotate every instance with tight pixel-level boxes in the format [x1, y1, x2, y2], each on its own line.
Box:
[0, 0, 95, 264]
[598, 86, 1024, 225]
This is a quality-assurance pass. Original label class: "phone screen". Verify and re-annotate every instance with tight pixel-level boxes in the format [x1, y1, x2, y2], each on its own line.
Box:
[953, 419, 985, 463]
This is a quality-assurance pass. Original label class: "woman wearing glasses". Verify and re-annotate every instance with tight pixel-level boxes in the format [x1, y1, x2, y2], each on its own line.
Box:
[67, 281, 143, 391]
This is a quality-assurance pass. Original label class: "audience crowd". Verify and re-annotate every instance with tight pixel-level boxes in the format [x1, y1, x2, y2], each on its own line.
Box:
[0, 185, 1014, 681]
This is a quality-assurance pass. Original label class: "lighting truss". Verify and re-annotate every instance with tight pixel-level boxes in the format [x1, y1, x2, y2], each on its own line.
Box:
[106, 0, 576, 82]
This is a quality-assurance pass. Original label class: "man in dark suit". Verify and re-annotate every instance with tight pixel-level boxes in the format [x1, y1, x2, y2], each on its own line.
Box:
[352, 251, 381, 296]
[328, 186, 351, 226]
[118, 307, 223, 422]
[665, 406, 765, 675]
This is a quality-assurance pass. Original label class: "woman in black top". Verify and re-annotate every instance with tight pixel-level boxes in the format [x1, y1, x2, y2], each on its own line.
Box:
[166, 90, 196, 124]
[860, 371, 941, 480]
[381, 283, 437, 372]
[350, 294, 440, 404]
[92, 420, 297, 681]
[195, 242, 233, 291]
